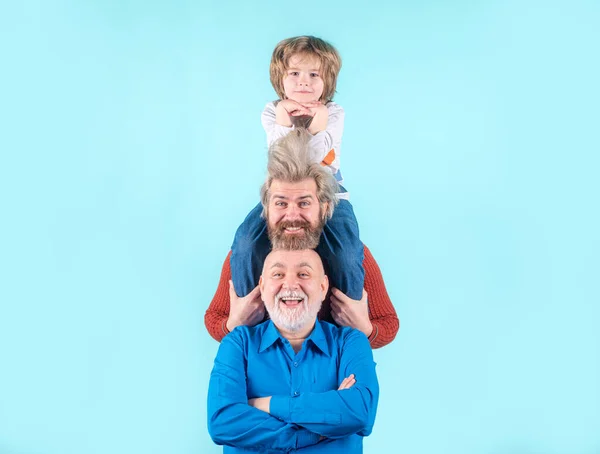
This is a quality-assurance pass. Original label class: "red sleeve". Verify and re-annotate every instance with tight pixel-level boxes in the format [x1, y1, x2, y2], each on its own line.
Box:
[363, 245, 400, 349]
[204, 251, 233, 342]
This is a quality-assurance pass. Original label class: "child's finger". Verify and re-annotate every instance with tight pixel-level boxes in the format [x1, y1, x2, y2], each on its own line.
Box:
[291, 109, 311, 116]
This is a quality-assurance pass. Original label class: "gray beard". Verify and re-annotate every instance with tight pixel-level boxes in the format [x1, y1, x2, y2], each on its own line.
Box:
[268, 291, 322, 333]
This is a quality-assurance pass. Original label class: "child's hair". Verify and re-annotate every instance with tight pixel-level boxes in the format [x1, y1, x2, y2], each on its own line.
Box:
[270, 36, 342, 103]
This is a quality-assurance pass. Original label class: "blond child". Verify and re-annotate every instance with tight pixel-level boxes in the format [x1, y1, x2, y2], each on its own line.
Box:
[231, 36, 365, 302]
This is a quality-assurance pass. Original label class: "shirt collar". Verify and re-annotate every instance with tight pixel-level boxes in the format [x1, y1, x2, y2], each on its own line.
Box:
[306, 320, 331, 357]
[258, 321, 281, 353]
[258, 320, 331, 357]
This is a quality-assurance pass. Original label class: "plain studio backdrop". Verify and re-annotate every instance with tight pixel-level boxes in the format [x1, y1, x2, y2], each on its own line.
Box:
[0, 1, 598, 453]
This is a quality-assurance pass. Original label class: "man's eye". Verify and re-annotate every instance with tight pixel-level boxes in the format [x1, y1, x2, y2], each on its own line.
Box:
[273, 273, 282, 278]
[289, 71, 299, 76]
[275, 201, 286, 207]
[310, 73, 320, 77]
[299, 201, 310, 207]
[299, 272, 310, 278]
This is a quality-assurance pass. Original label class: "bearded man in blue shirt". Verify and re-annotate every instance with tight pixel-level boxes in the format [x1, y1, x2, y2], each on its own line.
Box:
[207, 246, 380, 453]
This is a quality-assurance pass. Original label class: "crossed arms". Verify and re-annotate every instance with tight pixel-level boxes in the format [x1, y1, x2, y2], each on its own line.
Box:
[207, 329, 379, 451]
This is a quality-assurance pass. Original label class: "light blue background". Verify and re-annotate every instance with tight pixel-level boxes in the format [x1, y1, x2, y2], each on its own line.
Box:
[1, 1, 599, 453]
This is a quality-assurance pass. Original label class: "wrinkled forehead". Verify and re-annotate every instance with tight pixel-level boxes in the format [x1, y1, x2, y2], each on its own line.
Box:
[268, 178, 318, 200]
[263, 249, 324, 275]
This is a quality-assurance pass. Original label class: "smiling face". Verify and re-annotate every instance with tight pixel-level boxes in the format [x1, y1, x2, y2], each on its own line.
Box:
[259, 249, 329, 333]
[282, 53, 325, 103]
[266, 178, 327, 250]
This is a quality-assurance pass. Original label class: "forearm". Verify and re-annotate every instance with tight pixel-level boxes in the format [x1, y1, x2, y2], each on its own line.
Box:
[363, 245, 399, 348]
[262, 102, 293, 146]
[270, 331, 379, 438]
[204, 252, 233, 342]
[204, 311, 229, 342]
[269, 385, 378, 439]
[307, 103, 344, 169]
[208, 402, 320, 450]
[208, 334, 321, 450]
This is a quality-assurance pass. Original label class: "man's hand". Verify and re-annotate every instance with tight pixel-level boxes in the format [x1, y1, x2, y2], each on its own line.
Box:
[338, 374, 356, 390]
[330, 289, 373, 338]
[248, 396, 271, 413]
[226, 281, 265, 332]
[275, 99, 313, 126]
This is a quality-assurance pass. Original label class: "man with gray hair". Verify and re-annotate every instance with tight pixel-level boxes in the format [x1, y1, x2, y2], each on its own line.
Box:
[208, 247, 379, 452]
[205, 130, 399, 349]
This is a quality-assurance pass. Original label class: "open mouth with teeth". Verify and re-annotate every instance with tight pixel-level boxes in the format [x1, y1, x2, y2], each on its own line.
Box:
[278, 296, 305, 308]
[284, 226, 304, 235]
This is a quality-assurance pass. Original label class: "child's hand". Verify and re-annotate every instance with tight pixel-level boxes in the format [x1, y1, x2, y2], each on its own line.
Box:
[275, 99, 313, 126]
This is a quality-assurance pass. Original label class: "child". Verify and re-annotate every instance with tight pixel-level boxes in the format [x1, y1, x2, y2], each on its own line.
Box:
[231, 35, 365, 301]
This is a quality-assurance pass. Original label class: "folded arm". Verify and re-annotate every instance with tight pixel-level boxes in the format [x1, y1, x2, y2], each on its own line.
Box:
[267, 330, 379, 439]
[261, 102, 293, 146]
[207, 332, 321, 451]
[307, 102, 344, 173]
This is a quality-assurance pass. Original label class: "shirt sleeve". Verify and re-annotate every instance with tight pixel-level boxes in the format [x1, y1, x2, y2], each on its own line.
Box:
[307, 102, 344, 174]
[269, 330, 379, 439]
[207, 331, 322, 451]
[204, 252, 233, 342]
[261, 101, 294, 147]
[363, 245, 400, 348]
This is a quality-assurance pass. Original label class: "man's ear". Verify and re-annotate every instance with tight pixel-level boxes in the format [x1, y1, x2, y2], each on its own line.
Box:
[258, 275, 264, 295]
[320, 275, 329, 300]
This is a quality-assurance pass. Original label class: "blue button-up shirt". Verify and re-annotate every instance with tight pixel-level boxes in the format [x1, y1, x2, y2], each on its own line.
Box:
[207, 319, 379, 453]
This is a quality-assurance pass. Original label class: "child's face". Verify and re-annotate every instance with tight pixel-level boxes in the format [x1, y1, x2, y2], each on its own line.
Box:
[283, 54, 325, 103]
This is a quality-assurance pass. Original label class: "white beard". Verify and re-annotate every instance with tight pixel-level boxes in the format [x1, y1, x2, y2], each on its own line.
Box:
[268, 290, 322, 333]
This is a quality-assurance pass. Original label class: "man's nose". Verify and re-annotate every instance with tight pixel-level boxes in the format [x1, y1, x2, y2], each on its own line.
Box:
[282, 275, 299, 289]
[284, 205, 300, 219]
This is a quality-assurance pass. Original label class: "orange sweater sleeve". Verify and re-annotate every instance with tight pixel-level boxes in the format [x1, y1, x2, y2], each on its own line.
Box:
[362, 245, 400, 349]
[204, 252, 233, 342]
[204, 246, 399, 348]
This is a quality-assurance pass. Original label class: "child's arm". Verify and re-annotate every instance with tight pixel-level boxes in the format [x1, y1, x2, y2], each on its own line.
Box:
[262, 102, 345, 175]
[307, 102, 344, 174]
[261, 101, 312, 146]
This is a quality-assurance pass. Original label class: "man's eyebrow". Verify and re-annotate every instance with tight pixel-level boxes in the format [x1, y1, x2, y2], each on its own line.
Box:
[271, 194, 314, 200]
[269, 262, 285, 269]
[297, 262, 314, 270]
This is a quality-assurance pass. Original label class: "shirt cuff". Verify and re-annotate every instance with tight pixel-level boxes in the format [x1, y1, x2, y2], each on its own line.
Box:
[367, 323, 379, 344]
[221, 319, 230, 336]
[269, 395, 292, 422]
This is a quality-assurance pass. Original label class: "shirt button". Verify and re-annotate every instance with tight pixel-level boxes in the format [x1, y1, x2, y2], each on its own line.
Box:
[294, 391, 299, 396]
[293, 362, 298, 367]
